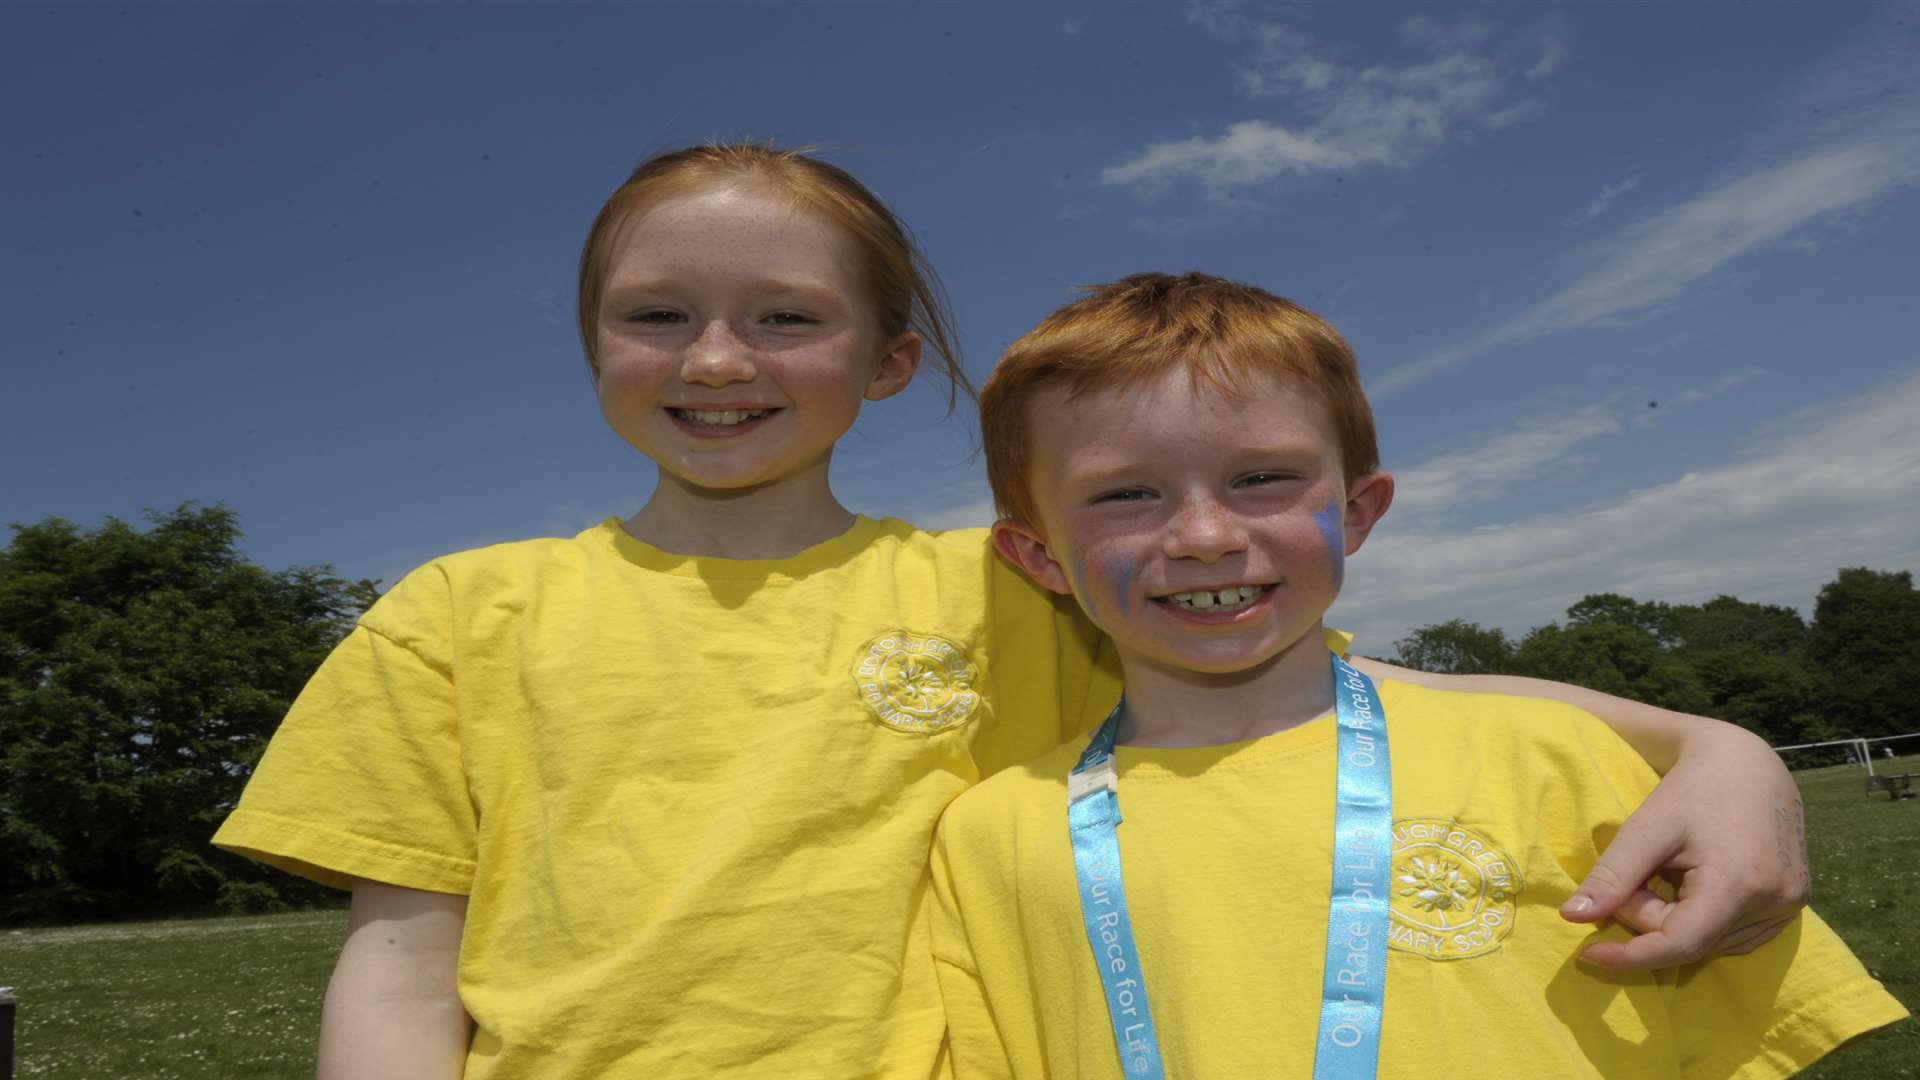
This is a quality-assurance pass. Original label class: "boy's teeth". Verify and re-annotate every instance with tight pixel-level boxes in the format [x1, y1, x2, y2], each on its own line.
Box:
[1167, 585, 1264, 612]
[681, 408, 767, 426]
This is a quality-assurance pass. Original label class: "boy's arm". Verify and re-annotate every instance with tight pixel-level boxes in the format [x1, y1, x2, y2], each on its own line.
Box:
[1351, 660, 1809, 972]
[317, 880, 472, 1080]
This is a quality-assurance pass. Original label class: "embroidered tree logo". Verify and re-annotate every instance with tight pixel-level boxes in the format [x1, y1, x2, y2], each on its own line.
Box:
[1397, 855, 1474, 913]
[889, 654, 948, 711]
[851, 630, 980, 732]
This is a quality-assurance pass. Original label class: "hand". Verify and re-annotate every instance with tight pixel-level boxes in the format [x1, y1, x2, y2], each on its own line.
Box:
[1559, 723, 1809, 970]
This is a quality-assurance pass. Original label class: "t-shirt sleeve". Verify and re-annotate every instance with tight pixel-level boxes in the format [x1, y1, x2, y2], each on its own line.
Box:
[210, 563, 477, 894]
[929, 819, 1020, 1080]
[1562, 714, 1909, 1079]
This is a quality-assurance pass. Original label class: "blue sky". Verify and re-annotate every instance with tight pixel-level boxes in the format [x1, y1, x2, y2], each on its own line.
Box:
[6, 1, 1918, 654]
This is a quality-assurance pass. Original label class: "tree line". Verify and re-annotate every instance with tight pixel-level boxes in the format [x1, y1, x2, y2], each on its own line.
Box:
[1, 504, 376, 922]
[1393, 571, 1920, 747]
[4, 503, 1917, 921]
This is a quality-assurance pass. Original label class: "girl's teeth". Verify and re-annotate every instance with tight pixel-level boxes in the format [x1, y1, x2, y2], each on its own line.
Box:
[1167, 586, 1264, 612]
[681, 409, 767, 426]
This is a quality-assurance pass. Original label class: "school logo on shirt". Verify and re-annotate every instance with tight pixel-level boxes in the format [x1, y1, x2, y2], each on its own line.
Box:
[851, 629, 981, 733]
[1385, 819, 1521, 960]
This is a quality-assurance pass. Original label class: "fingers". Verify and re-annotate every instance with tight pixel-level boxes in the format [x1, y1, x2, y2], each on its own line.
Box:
[1710, 914, 1795, 956]
[1594, 887, 1674, 935]
[1561, 813, 1683, 924]
[1575, 872, 1744, 972]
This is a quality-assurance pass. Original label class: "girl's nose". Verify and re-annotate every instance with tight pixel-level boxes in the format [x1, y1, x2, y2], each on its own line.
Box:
[1162, 497, 1248, 563]
[680, 321, 758, 386]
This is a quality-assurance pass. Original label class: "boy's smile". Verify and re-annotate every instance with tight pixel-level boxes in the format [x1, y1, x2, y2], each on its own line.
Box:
[996, 368, 1392, 684]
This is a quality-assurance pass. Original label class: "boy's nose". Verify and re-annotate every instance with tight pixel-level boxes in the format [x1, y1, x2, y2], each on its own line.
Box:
[680, 321, 758, 386]
[1162, 497, 1248, 562]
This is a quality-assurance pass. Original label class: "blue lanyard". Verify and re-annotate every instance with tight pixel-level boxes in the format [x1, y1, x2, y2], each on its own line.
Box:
[1067, 652, 1393, 1079]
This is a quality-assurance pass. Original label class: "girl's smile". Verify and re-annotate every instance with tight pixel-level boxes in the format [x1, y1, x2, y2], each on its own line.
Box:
[594, 184, 918, 496]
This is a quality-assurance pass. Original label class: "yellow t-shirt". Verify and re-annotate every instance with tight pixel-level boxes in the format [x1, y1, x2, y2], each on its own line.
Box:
[930, 681, 1908, 1079]
[213, 517, 1121, 1079]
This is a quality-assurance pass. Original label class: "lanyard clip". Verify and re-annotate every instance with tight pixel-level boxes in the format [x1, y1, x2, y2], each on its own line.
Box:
[1068, 755, 1119, 803]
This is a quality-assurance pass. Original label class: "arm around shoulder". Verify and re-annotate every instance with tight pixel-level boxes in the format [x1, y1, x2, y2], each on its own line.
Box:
[1352, 658, 1811, 970]
[317, 880, 472, 1080]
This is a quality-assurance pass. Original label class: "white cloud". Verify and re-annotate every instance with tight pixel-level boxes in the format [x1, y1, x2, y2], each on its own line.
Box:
[1372, 43, 1920, 398]
[1103, 18, 1547, 196]
[1526, 36, 1566, 81]
[1389, 404, 1621, 519]
[1670, 369, 1761, 407]
[1186, 0, 1241, 38]
[1563, 176, 1640, 227]
[1333, 366, 1920, 656]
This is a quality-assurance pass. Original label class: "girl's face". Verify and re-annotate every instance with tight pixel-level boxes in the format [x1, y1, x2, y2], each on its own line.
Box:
[594, 185, 920, 495]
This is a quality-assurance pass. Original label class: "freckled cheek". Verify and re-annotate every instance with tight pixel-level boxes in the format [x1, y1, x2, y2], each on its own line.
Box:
[1063, 532, 1141, 613]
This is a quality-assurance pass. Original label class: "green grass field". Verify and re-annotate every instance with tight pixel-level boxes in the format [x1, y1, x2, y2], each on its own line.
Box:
[2, 760, 1914, 1078]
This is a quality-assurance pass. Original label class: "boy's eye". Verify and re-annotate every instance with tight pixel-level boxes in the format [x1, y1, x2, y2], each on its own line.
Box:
[764, 311, 817, 327]
[1235, 471, 1298, 488]
[1093, 488, 1153, 505]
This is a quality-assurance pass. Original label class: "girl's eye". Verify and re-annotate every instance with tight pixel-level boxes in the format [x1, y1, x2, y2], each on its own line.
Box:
[625, 309, 684, 325]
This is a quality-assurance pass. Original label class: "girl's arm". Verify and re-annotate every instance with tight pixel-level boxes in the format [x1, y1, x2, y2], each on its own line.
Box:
[1350, 660, 1810, 972]
[318, 880, 472, 1080]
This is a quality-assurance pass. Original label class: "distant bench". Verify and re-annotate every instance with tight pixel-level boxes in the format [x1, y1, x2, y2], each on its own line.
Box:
[1865, 772, 1916, 800]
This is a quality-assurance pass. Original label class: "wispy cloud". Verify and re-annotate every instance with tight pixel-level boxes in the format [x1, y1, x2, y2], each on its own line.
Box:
[1563, 176, 1640, 227]
[1186, 0, 1241, 38]
[1063, 18, 1085, 37]
[1372, 43, 1920, 397]
[1390, 404, 1620, 519]
[1391, 370, 1760, 514]
[1103, 18, 1549, 197]
[1671, 368, 1760, 406]
[1526, 36, 1566, 81]
[1335, 366, 1920, 655]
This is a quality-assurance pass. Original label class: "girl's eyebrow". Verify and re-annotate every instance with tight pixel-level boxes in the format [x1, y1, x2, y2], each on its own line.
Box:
[602, 277, 847, 305]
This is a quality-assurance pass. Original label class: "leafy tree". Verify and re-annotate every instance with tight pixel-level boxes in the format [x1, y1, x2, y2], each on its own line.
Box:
[1512, 622, 1710, 714]
[1666, 596, 1808, 657]
[0, 504, 377, 922]
[1807, 567, 1920, 739]
[1684, 646, 1826, 746]
[1393, 619, 1516, 674]
[1565, 593, 1679, 647]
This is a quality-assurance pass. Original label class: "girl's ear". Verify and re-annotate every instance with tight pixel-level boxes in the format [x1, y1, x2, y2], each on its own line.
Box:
[1341, 471, 1395, 556]
[864, 331, 922, 402]
[991, 518, 1073, 596]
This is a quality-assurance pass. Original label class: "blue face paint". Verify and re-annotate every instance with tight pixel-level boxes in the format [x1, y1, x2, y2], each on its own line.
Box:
[1066, 550, 1094, 611]
[1068, 549, 1137, 619]
[1313, 498, 1345, 592]
[1104, 552, 1139, 615]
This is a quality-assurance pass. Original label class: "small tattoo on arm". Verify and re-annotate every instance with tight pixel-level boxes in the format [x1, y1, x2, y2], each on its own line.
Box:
[1774, 797, 1811, 893]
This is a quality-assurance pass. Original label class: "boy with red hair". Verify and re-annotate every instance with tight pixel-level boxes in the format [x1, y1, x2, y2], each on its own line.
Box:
[931, 272, 1904, 1078]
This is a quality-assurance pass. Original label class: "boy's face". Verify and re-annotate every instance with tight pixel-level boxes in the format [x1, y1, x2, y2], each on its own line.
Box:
[995, 368, 1392, 679]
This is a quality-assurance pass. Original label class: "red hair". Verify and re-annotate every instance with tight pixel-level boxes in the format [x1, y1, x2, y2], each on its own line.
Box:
[981, 272, 1378, 527]
[577, 143, 974, 408]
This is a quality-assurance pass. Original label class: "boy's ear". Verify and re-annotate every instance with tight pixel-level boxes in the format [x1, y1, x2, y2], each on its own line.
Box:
[991, 517, 1074, 596]
[864, 331, 922, 402]
[1342, 471, 1395, 556]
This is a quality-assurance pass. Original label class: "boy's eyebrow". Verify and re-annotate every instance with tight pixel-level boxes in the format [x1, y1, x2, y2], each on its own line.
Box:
[1064, 444, 1326, 485]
